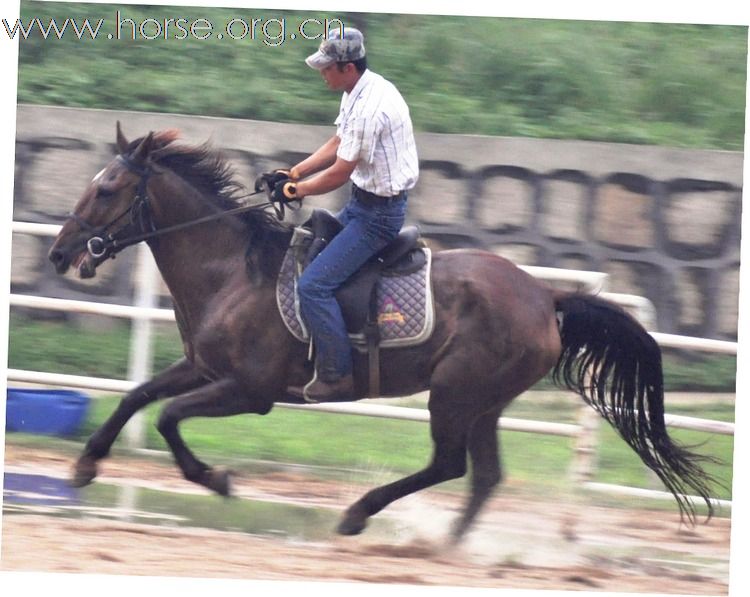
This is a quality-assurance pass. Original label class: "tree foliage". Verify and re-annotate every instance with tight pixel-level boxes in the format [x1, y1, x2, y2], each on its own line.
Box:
[16, 3, 748, 149]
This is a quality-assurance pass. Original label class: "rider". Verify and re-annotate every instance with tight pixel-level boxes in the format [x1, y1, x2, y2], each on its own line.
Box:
[258, 26, 419, 403]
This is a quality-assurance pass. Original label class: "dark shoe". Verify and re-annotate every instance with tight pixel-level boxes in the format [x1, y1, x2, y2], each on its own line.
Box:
[302, 373, 355, 404]
[286, 384, 307, 400]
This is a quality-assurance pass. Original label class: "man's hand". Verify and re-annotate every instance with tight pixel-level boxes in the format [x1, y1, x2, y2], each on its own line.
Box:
[254, 169, 292, 193]
[272, 180, 299, 203]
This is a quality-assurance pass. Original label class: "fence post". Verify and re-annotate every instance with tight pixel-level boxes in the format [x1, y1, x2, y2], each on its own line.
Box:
[571, 404, 601, 485]
[560, 401, 602, 540]
[124, 244, 159, 449]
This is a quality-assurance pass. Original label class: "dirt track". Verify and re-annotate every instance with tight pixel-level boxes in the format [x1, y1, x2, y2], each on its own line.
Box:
[1, 445, 731, 593]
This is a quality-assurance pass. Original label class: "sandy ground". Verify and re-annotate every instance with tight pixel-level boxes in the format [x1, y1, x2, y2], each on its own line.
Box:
[1, 444, 732, 594]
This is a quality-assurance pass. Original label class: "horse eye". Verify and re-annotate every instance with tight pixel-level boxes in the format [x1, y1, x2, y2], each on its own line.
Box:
[97, 186, 115, 199]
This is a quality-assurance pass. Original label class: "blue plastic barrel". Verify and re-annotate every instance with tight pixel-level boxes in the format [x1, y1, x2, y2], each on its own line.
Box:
[5, 388, 90, 436]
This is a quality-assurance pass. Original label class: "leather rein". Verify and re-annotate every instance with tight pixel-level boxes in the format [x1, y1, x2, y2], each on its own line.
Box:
[74, 154, 273, 262]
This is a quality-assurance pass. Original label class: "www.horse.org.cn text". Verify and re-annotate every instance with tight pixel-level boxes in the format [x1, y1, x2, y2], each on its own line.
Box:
[2, 12, 346, 46]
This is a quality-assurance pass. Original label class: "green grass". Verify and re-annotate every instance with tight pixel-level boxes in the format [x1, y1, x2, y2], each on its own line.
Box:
[14, 2, 747, 150]
[6, 313, 735, 504]
[8, 2, 742, 518]
[7, 313, 738, 392]
[12, 383, 732, 496]
[595, 411, 734, 496]
[6, 390, 732, 506]
[7, 313, 184, 379]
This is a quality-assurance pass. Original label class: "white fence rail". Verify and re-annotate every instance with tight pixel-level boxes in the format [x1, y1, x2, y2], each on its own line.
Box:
[8, 220, 735, 509]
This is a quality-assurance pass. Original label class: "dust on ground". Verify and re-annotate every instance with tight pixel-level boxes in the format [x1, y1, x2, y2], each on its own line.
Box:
[1, 444, 731, 594]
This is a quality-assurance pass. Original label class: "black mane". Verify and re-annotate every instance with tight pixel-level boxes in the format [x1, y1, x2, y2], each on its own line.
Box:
[125, 132, 293, 281]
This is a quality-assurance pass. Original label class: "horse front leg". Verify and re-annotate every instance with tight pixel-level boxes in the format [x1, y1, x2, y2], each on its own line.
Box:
[72, 357, 209, 487]
[155, 377, 271, 496]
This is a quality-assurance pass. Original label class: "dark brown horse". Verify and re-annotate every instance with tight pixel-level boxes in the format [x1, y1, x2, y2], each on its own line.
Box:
[48, 123, 716, 540]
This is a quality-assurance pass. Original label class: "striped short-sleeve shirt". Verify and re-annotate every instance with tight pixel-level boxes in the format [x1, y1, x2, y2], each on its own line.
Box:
[335, 69, 419, 197]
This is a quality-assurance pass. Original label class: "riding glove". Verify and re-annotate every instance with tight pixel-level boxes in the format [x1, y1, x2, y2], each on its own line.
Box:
[254, 169, 291, 193]
[272, 180, 298, 203]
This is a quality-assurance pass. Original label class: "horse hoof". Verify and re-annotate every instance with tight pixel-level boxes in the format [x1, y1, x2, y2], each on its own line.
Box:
[337, 505, 368, 536]
[204, 467, 233, 497]
[448, 528, 467, 546]
[70, 457, 98, 487]
[448, 519, 471, 544]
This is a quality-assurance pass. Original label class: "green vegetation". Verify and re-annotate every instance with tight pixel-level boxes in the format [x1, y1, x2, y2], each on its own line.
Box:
[15, 2, 747, 149]
[6, 313, 734, 503]
[7, 313, 183, 379]
[6, 389, 733, 503]
[7, 313, 738, 392]
[8, 2, 741, 514]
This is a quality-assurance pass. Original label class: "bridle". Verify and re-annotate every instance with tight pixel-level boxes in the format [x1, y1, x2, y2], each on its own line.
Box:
[74, 153, 289, 263]
[68, 155, 157, 260]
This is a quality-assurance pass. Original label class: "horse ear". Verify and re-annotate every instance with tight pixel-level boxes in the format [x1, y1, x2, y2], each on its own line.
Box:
[116, 121, 129, 154]
[148, 129, 181, 161]
[130, 131, 154, 164]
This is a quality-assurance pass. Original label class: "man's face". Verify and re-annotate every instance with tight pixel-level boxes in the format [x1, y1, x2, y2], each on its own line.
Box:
[319, 63, 353, 91]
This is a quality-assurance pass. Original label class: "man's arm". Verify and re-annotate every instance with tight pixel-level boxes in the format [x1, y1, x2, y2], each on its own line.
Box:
[294, 154, 357, 199]
[290, 136, 341, 180]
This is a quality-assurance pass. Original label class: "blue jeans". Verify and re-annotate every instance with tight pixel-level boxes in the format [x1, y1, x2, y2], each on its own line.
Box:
[298, 193, 407, 381]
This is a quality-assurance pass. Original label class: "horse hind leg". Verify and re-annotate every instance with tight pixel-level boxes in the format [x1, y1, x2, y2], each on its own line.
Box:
[337, 387, 472, 536]
[72, 357, 209, 487]
[450, 408, 503, 543]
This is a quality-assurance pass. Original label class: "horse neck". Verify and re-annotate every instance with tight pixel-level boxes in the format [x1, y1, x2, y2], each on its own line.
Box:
[144, 170, 249, 308]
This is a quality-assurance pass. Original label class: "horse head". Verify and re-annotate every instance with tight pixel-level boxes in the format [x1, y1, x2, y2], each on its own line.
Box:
[48, 122, 162, 279]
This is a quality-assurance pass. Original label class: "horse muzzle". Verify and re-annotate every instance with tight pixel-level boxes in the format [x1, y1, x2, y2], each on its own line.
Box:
[48, 239, 107, 279]
[77, 252, 99, 279]
[48, 245, 72, 275]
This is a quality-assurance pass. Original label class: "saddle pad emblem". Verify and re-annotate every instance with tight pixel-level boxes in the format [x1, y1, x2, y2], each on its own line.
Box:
[378, 296, 406, 326]
[276, 244, 435, 350]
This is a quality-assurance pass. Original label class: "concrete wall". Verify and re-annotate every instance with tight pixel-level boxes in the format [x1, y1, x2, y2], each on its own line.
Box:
[11, 104, 744, 340]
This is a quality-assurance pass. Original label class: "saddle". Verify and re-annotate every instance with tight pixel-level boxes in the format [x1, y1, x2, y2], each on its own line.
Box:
[304, 209, 427, 333]
[278, 208, 433, 396]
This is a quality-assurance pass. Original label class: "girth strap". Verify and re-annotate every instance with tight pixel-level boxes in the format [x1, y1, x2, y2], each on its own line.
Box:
[364, 289, 381, 397]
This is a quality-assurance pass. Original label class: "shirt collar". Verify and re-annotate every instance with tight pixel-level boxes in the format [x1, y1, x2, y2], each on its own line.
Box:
[342, 68, 373, 107]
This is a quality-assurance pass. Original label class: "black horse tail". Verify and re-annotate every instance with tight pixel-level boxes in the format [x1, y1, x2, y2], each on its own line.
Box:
[552, 292, 717, 522]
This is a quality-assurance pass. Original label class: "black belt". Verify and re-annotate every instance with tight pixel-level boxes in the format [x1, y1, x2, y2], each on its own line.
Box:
[352, 184, 407, 206]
